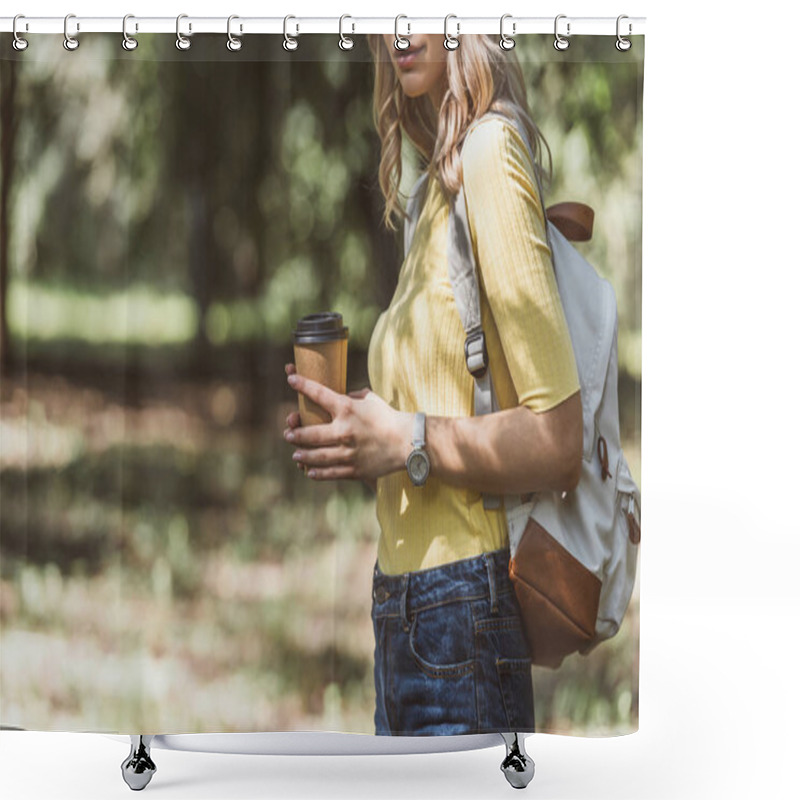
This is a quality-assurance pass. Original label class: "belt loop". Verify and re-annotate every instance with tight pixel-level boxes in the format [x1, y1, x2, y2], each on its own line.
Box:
[400, 574, 411, 632]
[484, 552, 499, 615]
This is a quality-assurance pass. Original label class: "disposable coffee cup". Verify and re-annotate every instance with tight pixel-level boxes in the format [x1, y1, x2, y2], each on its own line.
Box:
[292, 312, 349, 426]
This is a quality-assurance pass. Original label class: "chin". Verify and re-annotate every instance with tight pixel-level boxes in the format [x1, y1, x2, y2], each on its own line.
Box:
[397, 77, 429, 99]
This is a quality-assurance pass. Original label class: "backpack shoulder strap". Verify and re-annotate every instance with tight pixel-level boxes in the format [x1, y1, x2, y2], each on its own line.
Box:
[449, 112, 527, 376]
[448, 114, 517, 510]
[448, 111, 526, 413]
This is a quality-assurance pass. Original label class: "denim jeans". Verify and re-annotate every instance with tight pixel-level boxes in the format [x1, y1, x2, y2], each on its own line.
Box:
[371, 547, 535, 735]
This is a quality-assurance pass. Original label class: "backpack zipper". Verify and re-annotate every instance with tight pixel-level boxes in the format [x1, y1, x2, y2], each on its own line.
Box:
[625, 494, 640, 545]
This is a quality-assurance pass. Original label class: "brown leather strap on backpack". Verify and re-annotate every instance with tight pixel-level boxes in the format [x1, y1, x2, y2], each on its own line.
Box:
[546, 202, 594, 242]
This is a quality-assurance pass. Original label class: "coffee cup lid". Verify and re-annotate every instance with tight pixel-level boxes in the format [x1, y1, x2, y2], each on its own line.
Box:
[293, 312, 349, 345]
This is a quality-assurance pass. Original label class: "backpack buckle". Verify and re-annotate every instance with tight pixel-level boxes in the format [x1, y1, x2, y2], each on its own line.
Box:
[465, 330, 489, 379]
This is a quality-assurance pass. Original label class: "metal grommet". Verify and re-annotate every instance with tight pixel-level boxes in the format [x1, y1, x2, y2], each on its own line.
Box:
[176, 13, 191, 50]
[616, 14, 632, 51]
[12, 14, 29, 51]
[394, 14, 410, 50]
[554, 14, 570, 51]
[63, 13, 79, 51]
[499, 14, 515, 51]
[339, 14, 355, 51]
[122, 14, 138, 51]
[444, 14, 459, 50]
[283, 15, 299, 51]
[227, 15, 242, 51]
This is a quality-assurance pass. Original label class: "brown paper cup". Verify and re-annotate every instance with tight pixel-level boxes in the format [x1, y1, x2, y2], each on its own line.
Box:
[292, 313, 348, 427]
[293, 340, 348, 426]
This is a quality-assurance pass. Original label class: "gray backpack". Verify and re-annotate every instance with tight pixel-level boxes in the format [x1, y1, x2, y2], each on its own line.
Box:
[403, 112, 641, 668]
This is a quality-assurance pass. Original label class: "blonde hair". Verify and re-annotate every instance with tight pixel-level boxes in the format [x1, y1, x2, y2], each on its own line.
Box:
[367, 34, 552, 230]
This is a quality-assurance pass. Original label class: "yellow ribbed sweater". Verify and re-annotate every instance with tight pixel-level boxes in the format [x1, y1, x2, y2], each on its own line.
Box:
[367, 116, 580, 576]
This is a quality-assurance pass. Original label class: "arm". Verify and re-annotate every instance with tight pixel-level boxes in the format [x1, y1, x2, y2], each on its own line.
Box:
[425, 396, 582, 495]
[284, 370, 582, 495]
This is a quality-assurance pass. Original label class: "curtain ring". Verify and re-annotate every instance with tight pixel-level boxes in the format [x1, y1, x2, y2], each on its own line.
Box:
[176, 14, 191, 50]
[443, 14, 459, 50]
[499, 14, 515, 51]
[394, 15, 410, 50]
[339, 14, 355, 51]
[283, 15, 299, 51]
[63, 13, 80, 51]
[554, 14, 570, 51]
[227, 15, 243, 51]
[122, 14, 138, 51]
[12, 15, 29, 52]
[616, 14, 632, 51]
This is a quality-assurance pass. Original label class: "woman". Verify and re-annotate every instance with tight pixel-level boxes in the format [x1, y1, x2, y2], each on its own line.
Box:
[284, 34, 582, 735]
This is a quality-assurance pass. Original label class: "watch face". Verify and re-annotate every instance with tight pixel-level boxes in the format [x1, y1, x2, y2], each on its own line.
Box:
[407, 450, 430, 486]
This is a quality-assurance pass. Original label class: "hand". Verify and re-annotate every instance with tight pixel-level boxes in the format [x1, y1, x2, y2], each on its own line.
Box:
[283, 363, 413, 482]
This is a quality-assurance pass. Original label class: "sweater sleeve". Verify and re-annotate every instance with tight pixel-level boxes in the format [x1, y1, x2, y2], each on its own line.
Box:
[461, 116, 580, 413]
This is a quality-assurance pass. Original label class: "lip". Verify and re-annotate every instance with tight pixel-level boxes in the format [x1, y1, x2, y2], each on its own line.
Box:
[395, 43, 426, 70]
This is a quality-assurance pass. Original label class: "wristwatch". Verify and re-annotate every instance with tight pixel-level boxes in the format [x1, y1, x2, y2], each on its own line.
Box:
[406, 412, 430, 487]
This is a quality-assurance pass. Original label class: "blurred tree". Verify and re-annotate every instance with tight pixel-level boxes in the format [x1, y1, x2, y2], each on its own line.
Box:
[0, 57, 19, 373]
[2, 35, 641, 388]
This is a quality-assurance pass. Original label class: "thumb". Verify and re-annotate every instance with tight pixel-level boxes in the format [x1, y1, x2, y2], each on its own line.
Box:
[347, 387, 372, 400]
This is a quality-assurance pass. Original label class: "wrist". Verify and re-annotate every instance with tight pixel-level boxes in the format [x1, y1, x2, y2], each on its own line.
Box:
[394, 411, 416, 472]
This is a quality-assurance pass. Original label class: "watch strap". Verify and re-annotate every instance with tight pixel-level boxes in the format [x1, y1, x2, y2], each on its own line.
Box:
[412, 412, 426, 449]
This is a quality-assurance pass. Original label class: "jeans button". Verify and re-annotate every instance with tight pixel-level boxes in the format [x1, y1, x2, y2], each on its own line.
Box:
[373, 585, 390, 603]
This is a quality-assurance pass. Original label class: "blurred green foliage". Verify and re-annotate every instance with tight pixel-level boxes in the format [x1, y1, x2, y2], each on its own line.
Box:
[2, 33, 642, 371]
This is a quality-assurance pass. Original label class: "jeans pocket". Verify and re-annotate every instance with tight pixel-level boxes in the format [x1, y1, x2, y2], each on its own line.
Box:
[474, 614, 534, 731]
[408, 601, 476, 677]
[495, 657, 535, 732]
[474, 614, 531, 661]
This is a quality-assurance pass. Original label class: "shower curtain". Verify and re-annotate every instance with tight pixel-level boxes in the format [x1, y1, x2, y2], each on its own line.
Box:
[0, 28, 643, 737]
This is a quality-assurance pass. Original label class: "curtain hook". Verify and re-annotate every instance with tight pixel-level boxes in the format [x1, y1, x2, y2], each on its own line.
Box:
[227, 15, 243, 51]
[394, 15, 410, 50]
[339, 14, 355, 51]
[616, 14, 632, 51]
[444, 14, 460, 50]
[176, 13, 191, 50]
[499, 14, 515, 51]
[122, 14, 138, 51]
[554, 14, 570, 51]
[283, 15, 299, 51]
[12, 14, 29, 51]
[63, 13, 80, 51]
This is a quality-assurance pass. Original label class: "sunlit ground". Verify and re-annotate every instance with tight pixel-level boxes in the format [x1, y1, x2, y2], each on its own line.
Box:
[1, 363, 639, 736]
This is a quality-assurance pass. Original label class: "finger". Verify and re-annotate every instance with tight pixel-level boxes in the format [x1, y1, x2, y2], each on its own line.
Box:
[285, 421, 342, 448]
[287, 373, 344, 417]
[285, 363, 297, 376]
[283, 426, 306, 443]
[306, 466, 357, 481]
[285, 411, 302, 429]
[294, 446, 355, 468]
[347, 387, 371, 400]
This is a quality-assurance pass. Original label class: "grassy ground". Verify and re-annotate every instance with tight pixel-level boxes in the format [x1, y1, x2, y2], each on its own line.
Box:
[1, 368, 638, 735]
